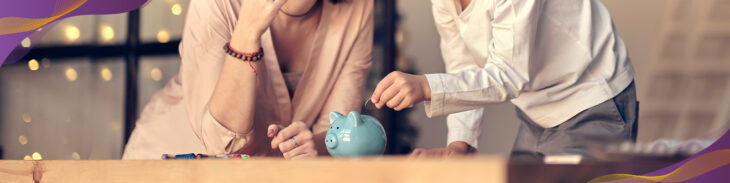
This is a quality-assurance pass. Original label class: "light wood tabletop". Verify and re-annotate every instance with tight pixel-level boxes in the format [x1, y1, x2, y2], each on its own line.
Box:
[0, 156, 506, 183]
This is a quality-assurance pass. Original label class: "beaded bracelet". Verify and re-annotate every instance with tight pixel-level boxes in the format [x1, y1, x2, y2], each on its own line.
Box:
[223, 42, 264, 75]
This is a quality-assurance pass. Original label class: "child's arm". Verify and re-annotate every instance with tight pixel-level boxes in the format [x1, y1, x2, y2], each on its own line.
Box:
[370, 0, 543, 117]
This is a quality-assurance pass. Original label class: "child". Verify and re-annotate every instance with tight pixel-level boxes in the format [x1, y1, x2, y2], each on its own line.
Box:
[371, 0, 638, 161]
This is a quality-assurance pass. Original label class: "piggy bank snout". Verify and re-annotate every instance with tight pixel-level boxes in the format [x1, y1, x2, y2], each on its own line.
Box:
[325, 133, 337, 149]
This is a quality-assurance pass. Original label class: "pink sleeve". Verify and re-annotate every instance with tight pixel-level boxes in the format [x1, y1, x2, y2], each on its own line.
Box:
[178, 0, 251, 154]
[313, 0, 374, 132]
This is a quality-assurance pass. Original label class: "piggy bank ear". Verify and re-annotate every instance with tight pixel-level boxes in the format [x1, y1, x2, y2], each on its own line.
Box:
[329, 112, 345, 123]
[347, 111, 364, 127]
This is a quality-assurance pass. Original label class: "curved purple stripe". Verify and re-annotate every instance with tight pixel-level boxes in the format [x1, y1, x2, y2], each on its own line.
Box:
[0, 0, 148, 66]
[634, 130, 730, 182]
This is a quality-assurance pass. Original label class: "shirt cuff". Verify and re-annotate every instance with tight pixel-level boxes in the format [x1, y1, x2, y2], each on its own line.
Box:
[447, 127, 479, 149]
[424, 74, 446, 118]
[201, 108, 252, 154]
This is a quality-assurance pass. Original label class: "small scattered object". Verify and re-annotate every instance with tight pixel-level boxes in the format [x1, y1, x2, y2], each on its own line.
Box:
[325, 111, 387, 157]
[161, 153, 251, 160]
[175, 153, 197, 159]
[363, 98, 377, 111]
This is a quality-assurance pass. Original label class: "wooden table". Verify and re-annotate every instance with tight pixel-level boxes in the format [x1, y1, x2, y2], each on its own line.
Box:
[0, 157, 506, 183]
[0, 156, 682, 183]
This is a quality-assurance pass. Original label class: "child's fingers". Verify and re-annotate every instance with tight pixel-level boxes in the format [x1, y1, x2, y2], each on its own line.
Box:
[394, 96, 413, 111]
[409, 148, 425, 159]
[386, 91, 406, 109]
[371, 73, 396, 104]
[377, 84, 401, 108]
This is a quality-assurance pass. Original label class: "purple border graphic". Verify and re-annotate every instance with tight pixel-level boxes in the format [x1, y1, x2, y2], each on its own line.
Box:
[636, 129, 730, 182]
[0, 0, 148, 65]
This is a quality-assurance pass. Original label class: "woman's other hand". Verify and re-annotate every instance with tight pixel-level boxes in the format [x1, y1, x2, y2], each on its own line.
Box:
[371, 71, 431, 111]
[268, 121, 318, 159]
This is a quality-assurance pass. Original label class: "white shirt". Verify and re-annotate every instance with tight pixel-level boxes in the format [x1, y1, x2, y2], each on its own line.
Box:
[426, 0, 635, 148]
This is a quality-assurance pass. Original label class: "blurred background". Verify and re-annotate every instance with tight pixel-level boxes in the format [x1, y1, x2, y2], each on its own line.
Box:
[1, 0, 729, 160]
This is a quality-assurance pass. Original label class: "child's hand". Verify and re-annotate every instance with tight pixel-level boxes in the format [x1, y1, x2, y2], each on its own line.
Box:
[370, 71, 431, 111]
[268, 122, 318, 159]
[409, 148, 457, 159]
[408, 141, 476, 159]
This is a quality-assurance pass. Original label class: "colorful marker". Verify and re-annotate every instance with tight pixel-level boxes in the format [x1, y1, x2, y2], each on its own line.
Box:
[161, 153, 251, 160]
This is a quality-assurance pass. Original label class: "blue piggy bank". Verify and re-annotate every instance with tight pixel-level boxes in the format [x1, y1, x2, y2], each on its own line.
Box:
[325, 111, 387, 157]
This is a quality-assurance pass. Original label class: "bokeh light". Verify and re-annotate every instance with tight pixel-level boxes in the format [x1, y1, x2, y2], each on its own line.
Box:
[28, 59, 39, 71]
[100, 67, 113, 81]
[172, 3, 182, 15]
[65, 67, 78, 81]
[22, 112, 32, 123]
[100, 25, 115, 42]
[65, 25, 81, 42]
[157, 30, 170, 43]
[18, 135, 28, 145]
[32, 152, 42, 160]
[41, 58, 51, 68]
[21, 37, 31, 48]
[150, 68, 162, 81]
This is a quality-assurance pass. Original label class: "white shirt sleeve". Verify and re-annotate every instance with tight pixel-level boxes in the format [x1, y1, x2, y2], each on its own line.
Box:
[446, 108, 483, 149]
[425, 0, 542, 117]
[430, 0, 486, 149]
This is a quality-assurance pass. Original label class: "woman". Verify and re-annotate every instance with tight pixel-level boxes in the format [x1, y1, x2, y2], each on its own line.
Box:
[123, 0, 373, 159]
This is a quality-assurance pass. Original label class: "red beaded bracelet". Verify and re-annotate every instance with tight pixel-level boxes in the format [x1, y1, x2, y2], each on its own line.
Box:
[224, 42, 264, 75]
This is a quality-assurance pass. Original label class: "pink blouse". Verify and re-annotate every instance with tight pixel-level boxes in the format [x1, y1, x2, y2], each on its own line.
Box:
[122, 0, 373, 159]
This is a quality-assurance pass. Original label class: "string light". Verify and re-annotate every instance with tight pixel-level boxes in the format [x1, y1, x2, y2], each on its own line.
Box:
[100, 25, 115, 42]
[171, 3, 182, 15]
[111, 122, 122, 134]
[21, 37, 31, 48]
[32, 152, 42, 160]
[65, 67, 78, 81]
[18, 135, 28, 145]
[41, 58, 51, 68]
[150, 68, 163, 81]
[28, 59, 39, 71]
[71, 152, 81, 160]
[100, 67, 112, 81]
[24, 155, 32, 160]
[22, 112, 31, 123]
[65, 25, 81, 42]
[157, 30, 170, 43]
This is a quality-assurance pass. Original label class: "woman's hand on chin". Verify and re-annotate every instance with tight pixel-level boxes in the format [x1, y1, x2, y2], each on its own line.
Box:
[231, 0, 289, 51]
[268, 121, 318, 159]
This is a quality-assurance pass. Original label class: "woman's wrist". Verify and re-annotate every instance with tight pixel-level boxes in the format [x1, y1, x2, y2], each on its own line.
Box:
[229, 33, 262, 53]
[418, 75, 432, 100]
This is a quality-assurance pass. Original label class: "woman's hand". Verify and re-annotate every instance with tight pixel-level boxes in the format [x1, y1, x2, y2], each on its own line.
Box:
[371, 71, 432, 111]
[231, 0, 289, 51]
[268, 121, 318, 159]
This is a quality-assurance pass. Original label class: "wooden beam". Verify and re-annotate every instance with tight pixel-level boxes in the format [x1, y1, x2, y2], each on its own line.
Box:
[0, 157, 505, 183]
